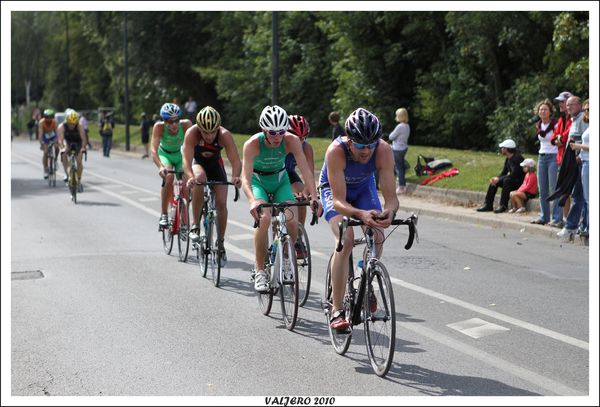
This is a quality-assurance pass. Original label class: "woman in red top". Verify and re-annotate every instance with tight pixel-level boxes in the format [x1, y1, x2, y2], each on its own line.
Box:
[509, 158, 538, 214]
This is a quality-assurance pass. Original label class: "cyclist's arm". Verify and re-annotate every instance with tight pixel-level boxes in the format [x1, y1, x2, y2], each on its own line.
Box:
[327, 145, 356, 218]
[150, 122, 164, 170]
[287, 135, 319, 201]
[303, 142, 315, 175]
[182, 125, 197, 181]
[375, 142, 399, 225]
[56, 124, 65, 150]
[221, 128, 242, 181]
[241, 137, 258, 203]
[79, 125, 87, 151]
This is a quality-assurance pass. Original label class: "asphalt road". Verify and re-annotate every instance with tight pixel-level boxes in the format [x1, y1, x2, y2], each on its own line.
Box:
[7, 139, 592, 401]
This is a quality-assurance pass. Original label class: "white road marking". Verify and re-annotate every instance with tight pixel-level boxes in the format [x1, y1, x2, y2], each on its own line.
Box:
[227, 233, 255, 241]
[389, 276, 589, 350]
[138, 197, 159, 202]
[447, 317, 510, 339]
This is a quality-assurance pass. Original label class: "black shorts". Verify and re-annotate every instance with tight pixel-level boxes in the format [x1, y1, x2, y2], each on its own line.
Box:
[141, 133, 149, 144]
[68, 142, 82, 153]
[192, 158, 227, 182]
[525, 192, 537, 200]
[287, 169, 302, 185]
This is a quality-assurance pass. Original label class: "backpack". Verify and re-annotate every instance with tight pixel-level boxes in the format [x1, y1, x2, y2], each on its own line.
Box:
[102, 119, 113, 136]
[414, 154, 453, 176]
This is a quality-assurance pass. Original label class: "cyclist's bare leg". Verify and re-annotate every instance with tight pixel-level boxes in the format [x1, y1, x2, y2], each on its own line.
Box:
[190, 165, 207, 225]
[254, 201, 270, 271]
[76, 152, 84, 182]
[42, 144, 49, 172]
[215, 184, 228, 241]
[285, 205, 300, 247]
[291, 182, 306, 224]
[161, 171, 174, 214]
[329, 214, 354, 311]
[61, 150, 69, 175]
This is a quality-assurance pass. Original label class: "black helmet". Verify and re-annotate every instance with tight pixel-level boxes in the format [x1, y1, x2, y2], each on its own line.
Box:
[344, 107, 381, 144]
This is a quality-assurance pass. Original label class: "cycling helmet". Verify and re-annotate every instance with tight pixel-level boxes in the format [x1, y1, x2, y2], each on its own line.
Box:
[43, 109, 55, 118]
[344, 107, 382, 144]
[66, 110, 79, 125]
[196, 106, 221, 133]
[288, 115, 310, 139]
[259, 105, 289, 132]
[160, 103, 182, 120]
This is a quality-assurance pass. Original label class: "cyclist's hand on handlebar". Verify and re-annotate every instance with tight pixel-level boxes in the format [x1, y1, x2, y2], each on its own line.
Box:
[159, 167, 168, 178]
[358, 209, 384, 229]
[373, 208, 394, 228]
[231, 176, 242, 188]
[249, 199, 262, 222]
[310, 198, 323, 217]
[186, 177, 196, 189]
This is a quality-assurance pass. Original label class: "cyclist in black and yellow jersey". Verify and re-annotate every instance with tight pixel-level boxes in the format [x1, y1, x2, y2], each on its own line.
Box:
[57, 110, 88, 187]
[151, 102, 193, 229]
[182, 106, 242, 265]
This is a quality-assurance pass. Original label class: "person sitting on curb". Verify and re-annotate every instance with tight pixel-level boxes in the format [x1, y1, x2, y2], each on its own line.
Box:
[476, 139, 525, 214]
[509, 158, 538, 213]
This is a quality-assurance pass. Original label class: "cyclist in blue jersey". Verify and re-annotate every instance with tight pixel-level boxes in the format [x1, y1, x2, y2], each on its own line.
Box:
[320, 107, 399, 330]
[241, 105, 322, 293]
[151, 102, 193, 228]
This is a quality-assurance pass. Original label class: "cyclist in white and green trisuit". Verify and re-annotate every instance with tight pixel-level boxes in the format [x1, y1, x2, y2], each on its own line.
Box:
[150, 102, 193, 228]
[241, 105, 322, 293]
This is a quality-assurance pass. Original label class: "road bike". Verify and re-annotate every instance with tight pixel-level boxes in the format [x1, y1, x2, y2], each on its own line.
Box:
[250, 198, 318, 331]
[160, 170, 190, 262]
[193, 181, 239, 287]
[65, 146, 86, 204]
[322, 213, 418, 377]
[47, 141, 59, 187]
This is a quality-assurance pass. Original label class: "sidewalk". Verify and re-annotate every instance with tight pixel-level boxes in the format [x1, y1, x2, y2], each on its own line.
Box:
[103, 141, 587, 244]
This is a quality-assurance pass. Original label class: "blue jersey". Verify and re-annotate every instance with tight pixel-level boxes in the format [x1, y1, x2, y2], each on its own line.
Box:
[284, 139, 308, 171]
[319, 137, 378, 188]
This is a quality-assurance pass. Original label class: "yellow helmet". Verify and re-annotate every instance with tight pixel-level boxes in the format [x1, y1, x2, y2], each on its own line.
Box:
[66, 110, 79, 125]
[196, 106, 221, 133]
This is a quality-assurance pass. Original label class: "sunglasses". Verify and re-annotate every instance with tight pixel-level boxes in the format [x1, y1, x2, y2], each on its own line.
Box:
[351, 140, 378, 150]
[165, 118, 179, 125]
[266, 129, 286, 136]
[583, 108, 589, 112]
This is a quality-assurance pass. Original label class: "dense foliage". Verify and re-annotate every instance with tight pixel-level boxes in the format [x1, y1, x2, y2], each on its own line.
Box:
[11, 11, 589, 152]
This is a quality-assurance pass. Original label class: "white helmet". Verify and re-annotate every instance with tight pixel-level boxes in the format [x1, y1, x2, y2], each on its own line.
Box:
[259, 105, 289, 132]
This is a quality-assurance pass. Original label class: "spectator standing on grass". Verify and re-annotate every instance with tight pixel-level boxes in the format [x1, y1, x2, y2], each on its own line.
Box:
[184, 96, 198, 122]
[476, 139, 525, 214]
[388, 107, 410, 194]
[328, 111, 345, 141]
[509, 158, 538, 213]
[140, 112, 151, 159]
[530, 99, 561, 225]
[569, 99, 589, 238]
[556, 96, 588, 240]
[99, 111, 115, 158]
[550, 91, 573, 226]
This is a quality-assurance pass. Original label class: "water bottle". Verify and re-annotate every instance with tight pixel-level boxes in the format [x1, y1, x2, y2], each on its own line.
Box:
[270, 238, 279, 264]
[353, 259, 364, 290]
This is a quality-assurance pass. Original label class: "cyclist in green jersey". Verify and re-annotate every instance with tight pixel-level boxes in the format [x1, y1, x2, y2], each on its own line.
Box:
[151, 102, 193, 228]
[241, 105, 322, 293]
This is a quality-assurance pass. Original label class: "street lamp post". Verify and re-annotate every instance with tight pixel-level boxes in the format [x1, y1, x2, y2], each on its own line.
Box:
[271, 11, 279, 106]
[123, 12, 130, 151]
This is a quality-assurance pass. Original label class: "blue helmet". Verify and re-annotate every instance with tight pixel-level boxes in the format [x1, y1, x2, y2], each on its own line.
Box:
[160, 103, 182, 120]
[344, 107, 382, 144]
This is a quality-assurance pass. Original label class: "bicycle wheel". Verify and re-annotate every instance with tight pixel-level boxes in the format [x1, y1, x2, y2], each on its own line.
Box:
[363, 260, 396, 377]
[48, 149, 55, 187]
[324, 254, 352, 355]
[296, 223, 312, 307]
[51, 154, 57, 187]
[177, 198, 190, 262]
[162, 202, 174, 255]
[279, 236, 299, 330]
[199, 211, 211, 277]
[69, 165, 78, 204]
[211, 212, 222, 287]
